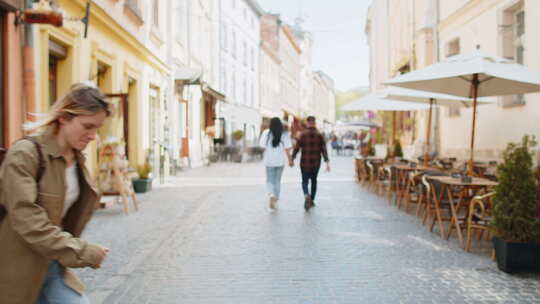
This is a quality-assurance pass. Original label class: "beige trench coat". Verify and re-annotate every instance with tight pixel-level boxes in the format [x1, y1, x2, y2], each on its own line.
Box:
[0, 128, 103, 304]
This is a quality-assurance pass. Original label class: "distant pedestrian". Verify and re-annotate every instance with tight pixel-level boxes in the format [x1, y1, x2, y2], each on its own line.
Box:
[0, 83, 111, 303]
[259, 117, 293, 209]
[292, 116, 330, 211]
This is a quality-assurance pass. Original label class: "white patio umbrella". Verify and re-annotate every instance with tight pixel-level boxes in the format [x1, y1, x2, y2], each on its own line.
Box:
[342, 93, 430, 158]
[341, 93, 430, 111]
[381, 86, 496, 165]
[385, 48, 540, 174]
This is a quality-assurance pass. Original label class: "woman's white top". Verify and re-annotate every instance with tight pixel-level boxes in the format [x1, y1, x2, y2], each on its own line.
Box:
[259, 129, 292, 167]
[63, 162, 80, 217]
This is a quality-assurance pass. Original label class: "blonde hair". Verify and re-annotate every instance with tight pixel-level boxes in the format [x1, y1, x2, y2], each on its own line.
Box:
[24, 83, 111, 134]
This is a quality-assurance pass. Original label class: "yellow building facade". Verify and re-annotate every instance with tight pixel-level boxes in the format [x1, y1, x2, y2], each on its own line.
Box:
[33, 0, 171, 178]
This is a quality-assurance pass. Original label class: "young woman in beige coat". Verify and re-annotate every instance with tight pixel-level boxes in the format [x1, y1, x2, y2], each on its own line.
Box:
[0, 83, 111, 303]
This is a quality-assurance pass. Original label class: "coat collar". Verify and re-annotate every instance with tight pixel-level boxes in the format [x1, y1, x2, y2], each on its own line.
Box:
[39, 126, 87, 163]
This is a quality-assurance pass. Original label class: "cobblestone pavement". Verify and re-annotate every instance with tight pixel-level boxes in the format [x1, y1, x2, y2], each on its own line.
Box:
[76, 156, 540, 304]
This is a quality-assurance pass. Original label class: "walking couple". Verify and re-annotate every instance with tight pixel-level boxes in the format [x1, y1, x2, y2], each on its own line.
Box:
[259, 116, 330, 211]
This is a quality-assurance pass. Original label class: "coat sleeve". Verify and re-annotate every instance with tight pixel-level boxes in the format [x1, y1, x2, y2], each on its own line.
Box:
[0, 141, 102, 268]
[320, 134, 329, 162]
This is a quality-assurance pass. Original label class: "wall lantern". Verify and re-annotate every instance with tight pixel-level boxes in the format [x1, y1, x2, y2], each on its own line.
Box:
[15, 1, 92, 38]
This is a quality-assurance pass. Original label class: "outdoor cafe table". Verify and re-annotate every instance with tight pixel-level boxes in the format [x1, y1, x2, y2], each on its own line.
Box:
[426, 175, 498, 248]
[392, 164, 437, 206]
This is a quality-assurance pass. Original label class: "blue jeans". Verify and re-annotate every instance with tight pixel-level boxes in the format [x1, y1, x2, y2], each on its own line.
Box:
[37, 261, 90, 304]
[301, 168, 320, 200]
[265, 166, 284, 199]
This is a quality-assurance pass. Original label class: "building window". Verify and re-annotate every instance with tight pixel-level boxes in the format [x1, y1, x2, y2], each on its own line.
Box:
[222, 23, 228, 51]
[242, 78, 247, 105]
[153, 0, 159, 27]
[223, 68, 227, 95]
[447, 106, 460, 118]
[251, 82, 255, 107]
[500, 3, 525, 107]
[446, 38, 460, 57]
[232, 30, 236, 58]
[48, 39, 68, 105]
[243, 41, 247, 66]
[250, 47, 255, 70]
[49, 56, 58, 105]
[231, 71, 236, 100]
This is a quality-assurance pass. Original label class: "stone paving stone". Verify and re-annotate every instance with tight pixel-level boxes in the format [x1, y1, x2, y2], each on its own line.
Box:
[75, 156, 540, 303]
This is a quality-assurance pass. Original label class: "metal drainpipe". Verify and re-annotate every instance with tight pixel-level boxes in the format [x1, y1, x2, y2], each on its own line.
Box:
[23, 0, 35, 124]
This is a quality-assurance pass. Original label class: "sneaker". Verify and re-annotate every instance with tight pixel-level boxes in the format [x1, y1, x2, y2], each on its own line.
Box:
[304, 195, 313, 211]
[269, 195, 277, 209]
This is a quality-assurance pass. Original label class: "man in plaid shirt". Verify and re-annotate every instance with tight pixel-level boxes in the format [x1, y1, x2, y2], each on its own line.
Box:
[292, 116, 331, 211]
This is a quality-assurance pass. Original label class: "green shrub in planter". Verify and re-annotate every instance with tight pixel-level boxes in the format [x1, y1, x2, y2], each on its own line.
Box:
[133, 162, 153, 193]
[492, 135, 540, 273]
[232, 130, 244, 141]
[394, 139, 403, 158]
[133, 178, 152, 193]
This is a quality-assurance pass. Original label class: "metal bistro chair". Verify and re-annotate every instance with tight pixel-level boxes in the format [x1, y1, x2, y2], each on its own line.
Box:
[375, 165, 393, 199]
[401, 171, 426, 213]
[423, 171, 453, 239]
[365, 160, 378, 190]
[466, 192, 495, 252]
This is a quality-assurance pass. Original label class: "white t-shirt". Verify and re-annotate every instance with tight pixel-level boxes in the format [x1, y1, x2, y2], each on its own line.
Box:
[259, 129, 292, 167]
[63, 162, 80, 217]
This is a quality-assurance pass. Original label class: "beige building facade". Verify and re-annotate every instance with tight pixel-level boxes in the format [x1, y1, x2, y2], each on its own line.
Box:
[367, 0, 540, 161]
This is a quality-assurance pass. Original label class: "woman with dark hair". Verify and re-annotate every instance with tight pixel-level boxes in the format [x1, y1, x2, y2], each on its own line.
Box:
[259, 117, 293, 209]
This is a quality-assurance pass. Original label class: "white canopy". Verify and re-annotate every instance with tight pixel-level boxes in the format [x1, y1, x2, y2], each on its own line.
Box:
[341, 93, 431, 112]
[385, 50, 540, 97]
[385, 49, 540, 173]
[382, 86, 496, 107]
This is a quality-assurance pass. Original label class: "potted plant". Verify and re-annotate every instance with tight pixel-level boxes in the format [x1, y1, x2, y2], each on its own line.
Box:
[231, 130, 244, 162]
[133, 161, 153, 193]
[492, 135, 540, 273]
[367, 141, 375, 156]
[394, 139, 403, 158]
[232, 129, 244, 142]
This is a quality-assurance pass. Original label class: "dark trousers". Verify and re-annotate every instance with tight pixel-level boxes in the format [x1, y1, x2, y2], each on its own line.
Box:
[301, 168, 320, 200]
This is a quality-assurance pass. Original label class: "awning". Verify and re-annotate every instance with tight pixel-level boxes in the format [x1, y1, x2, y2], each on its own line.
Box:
[0, 0, 20, 11]
[175, 67, 202, 84]
[202, 82, 225, 101]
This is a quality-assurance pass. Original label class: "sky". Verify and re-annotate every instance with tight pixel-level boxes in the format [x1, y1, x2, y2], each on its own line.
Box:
[257, 0, 372, 92]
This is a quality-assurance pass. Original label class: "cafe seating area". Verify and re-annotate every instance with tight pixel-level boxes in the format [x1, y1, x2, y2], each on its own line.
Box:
[354, 155, 502, 254]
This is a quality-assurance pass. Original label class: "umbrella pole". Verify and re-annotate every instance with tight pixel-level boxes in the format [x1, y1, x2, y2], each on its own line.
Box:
[424, 98, 434, 167]
[392, 111, 397, 160]
[468, 74, 480, 176]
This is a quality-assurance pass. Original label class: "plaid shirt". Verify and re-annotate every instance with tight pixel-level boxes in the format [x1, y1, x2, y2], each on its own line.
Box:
[292, 127, 329, 172]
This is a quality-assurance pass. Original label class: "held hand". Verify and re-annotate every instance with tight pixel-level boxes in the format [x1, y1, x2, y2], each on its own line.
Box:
[289, 159, 294, 167]
[94, 246, 109, 269]
[326, 163, 331, 172]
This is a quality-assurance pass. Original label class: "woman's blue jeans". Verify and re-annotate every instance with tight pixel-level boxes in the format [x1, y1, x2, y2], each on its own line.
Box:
[36, 261, 90, 304]
[265, 166, 284, 199]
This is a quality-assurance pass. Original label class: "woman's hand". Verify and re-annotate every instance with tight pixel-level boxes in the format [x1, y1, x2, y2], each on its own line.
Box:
[94, 246, 109, 269]
[83, 243, 109, 269]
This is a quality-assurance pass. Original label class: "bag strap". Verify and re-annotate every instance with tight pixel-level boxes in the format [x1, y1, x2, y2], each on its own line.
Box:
[22, 137, 45, 184]
[0, 137, 45, 222]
